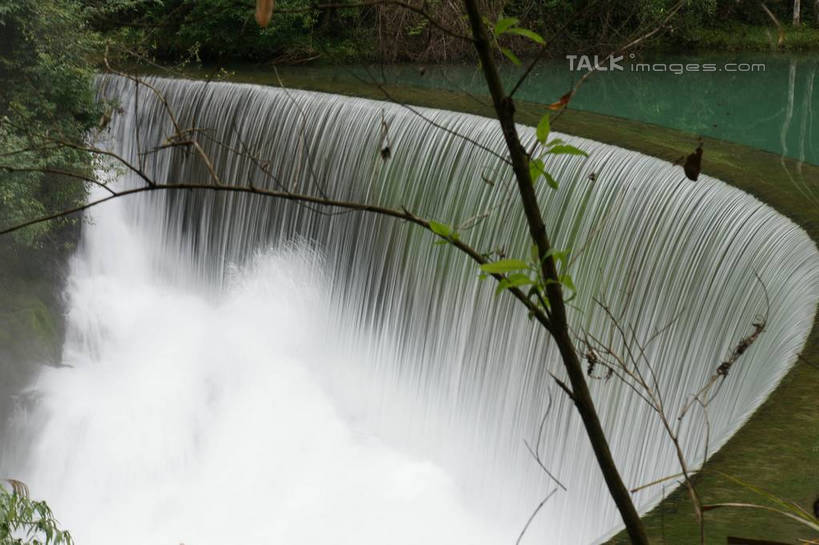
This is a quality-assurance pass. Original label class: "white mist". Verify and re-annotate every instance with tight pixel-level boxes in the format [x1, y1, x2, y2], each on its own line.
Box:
[19, 192, 509, 545]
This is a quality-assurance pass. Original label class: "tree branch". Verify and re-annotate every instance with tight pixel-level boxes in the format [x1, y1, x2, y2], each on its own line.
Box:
[461, 1, 650, 542]
[0, 178, 550, 331]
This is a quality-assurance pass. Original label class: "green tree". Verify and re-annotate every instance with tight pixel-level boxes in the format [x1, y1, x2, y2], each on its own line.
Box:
[82, 0, 370, 62]
[0, 481, 73, 545]
[0, 0, 99, 248]
[0, 0, 100, 456]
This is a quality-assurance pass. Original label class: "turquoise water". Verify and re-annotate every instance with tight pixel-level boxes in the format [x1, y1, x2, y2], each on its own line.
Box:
[279, 54, 818, 165]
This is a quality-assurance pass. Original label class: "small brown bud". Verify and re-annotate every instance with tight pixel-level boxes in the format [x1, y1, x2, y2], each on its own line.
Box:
[255, 0, 275, 28]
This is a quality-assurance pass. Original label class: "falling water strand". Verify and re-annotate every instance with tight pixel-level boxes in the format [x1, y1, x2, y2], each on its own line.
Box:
[13, 76, 819, 545]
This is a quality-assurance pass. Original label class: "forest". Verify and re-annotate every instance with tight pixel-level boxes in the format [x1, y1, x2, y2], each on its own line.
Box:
[83, 0, 819, 61]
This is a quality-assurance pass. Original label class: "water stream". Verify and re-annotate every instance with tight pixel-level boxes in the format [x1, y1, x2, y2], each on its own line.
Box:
[6, 76, 818, 544]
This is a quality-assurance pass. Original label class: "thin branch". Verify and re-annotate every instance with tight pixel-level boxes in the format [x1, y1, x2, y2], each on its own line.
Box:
[516, 488, 558, 545]
[522, 389, 567, 492]
[679, 273, 769, 422]
[630, 471, 699, 494]
[0, 179, 550, 331]
[523, 440, 567, 492]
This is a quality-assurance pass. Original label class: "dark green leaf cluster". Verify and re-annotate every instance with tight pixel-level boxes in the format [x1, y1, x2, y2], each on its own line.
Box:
[529, 114, 587, 190]
[82, 0, 375, 62]
[0, 0, 99, 248]
[488, 16, 546, 66]
[0, 485, 73, 545]
[479, 245, 576, 308]
[493, 0, 815, 53]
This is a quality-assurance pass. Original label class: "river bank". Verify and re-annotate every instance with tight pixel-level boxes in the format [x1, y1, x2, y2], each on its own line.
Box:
[686, 23, 819, 51]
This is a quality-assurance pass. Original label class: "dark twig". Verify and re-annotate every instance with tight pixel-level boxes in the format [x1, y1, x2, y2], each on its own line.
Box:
[516, 488, 558, 545]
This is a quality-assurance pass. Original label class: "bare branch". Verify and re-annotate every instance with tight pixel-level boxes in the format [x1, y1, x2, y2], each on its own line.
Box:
[630, 471, 699, 494]
[516, 488, 558, 545]
[0, 178, 551, 331]
[679, 274, 769, 422]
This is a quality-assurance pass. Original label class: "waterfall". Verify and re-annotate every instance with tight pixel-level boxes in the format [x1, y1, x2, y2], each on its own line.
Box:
[9, 75, 819, 545]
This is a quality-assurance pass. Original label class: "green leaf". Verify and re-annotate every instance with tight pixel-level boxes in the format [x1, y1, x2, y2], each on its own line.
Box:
[542, 248, 568, 267]
[546, 138, 565, 147]
[529, 157, 545, 184]
[480, 259, 529, 274]
[428, 220, 453, 238]
[528, 285, 551, 309]
[494, 273, 533, 296]
[529, 159, 558, 189]
[494, 278, 510, 296]
[530, 247, 569, 268]
[506, 27, 545, 45]
[560, 274, 576, 293]
[536, 115, 550, 144]
[507, 272, 534, 284]
[547, 144, 588, 157]
[544, 171, 559, 189]
[493, 17, 519, 35]
[500, 47, 521, 65]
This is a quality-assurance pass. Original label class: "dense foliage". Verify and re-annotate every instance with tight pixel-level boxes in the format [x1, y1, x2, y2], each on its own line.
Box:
[84, 0, 371, 62]
[0, 483, 72, 545]
[0, 0, 99, 248]
[0, 0, 100, 428]
[80, 0, 819, 64]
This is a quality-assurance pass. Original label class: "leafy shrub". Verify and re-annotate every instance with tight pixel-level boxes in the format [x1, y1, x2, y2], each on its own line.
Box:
[0, 0, 99, 247]
[0, 481, 73, 545]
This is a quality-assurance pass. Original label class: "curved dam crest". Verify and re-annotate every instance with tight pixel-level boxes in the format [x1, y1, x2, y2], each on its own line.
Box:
[9, 76, 818, 544]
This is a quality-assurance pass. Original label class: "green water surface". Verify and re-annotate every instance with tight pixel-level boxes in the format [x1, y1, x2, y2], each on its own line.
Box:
[266, 53, 818, 166]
